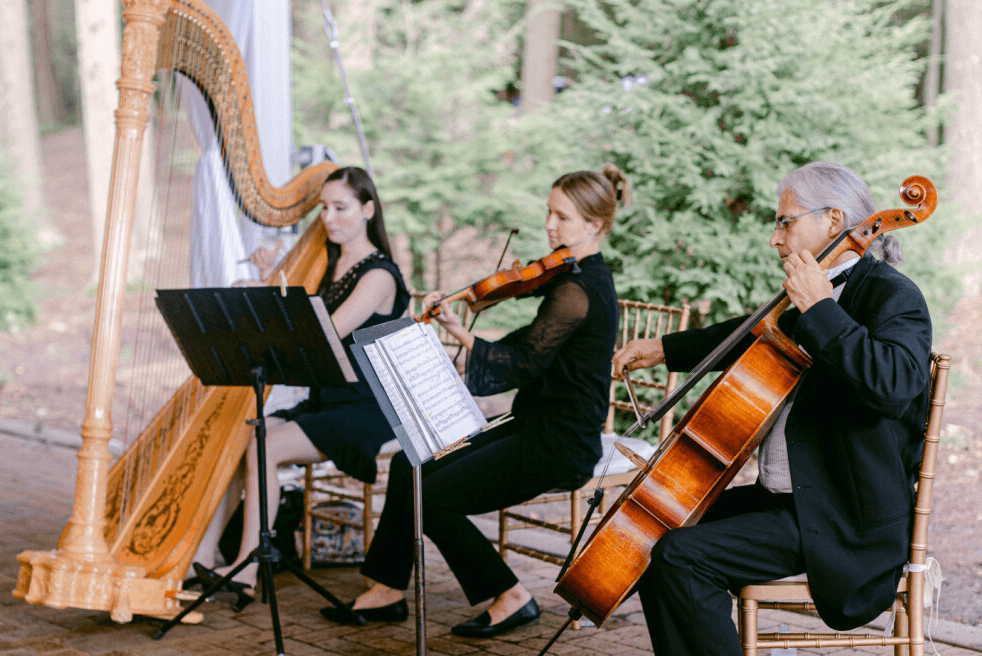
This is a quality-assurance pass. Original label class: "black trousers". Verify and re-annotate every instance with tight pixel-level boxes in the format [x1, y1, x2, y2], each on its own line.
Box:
[360, 424, 573, 605]
[636, 484, 805, 656]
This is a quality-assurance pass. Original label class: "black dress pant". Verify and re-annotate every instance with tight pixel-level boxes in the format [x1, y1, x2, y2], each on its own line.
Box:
[637, 484, 805, 656]
[361, 424, 575, 605]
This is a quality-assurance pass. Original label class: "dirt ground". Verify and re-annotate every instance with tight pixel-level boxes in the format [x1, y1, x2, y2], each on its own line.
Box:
[1, 128, 980, 627]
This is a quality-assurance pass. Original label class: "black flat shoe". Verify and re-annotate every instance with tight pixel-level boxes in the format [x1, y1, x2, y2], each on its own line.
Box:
[192, 562, 256, 612]
[451, 598, 540, 638]
[319, 599, 408, 625]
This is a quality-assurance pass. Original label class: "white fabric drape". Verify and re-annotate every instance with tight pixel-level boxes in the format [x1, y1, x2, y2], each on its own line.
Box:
[183, 1, 303, 573]
[185, 0, 294, 289]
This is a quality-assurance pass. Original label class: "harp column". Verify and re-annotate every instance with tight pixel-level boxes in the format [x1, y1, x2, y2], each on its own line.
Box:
[14, 0, 186, 622]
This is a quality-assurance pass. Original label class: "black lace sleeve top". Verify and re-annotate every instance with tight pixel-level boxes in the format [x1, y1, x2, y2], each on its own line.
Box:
[465, 252, 618, 487]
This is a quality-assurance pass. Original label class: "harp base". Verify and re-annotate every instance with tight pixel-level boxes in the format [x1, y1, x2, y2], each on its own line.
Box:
[13, 549, 203, 624]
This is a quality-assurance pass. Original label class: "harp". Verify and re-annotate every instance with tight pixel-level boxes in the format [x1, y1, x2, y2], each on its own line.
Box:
[13, 0, 336, 622]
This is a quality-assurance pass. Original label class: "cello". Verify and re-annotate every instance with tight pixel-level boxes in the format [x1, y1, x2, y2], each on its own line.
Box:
[553, 176, 937, 627]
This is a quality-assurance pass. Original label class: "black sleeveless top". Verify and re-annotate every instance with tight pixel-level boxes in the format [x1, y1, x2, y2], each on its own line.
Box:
[308, 250, 410, 406]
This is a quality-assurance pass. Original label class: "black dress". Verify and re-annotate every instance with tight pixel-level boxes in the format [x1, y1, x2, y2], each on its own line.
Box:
[360, 252, 617, 604]
[283, 251, 410, 484]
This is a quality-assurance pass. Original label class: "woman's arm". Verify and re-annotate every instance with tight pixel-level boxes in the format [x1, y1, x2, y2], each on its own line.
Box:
[467, 279, 589, 396]
[423, 292, 476, 351]
[328, 269, 397, 340]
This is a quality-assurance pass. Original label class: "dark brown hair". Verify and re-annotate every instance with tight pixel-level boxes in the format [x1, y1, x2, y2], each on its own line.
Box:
[323, 166, 393, 281]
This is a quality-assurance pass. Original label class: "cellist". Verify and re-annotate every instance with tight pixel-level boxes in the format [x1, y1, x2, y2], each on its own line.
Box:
[612, 162, 932, 656]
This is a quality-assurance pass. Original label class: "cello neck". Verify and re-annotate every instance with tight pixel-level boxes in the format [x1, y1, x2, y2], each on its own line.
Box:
[626, 229, 854, 435]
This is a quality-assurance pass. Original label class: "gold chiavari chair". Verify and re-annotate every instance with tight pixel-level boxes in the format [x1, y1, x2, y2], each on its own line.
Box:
[737, 352, 950, 656]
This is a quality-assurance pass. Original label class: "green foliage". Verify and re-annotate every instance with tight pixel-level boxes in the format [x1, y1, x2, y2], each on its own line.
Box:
[294, 0, 955, 331]
[505, 0, 953, 324]
[293, 0, 526, 289]
[0, 151, 39, 331]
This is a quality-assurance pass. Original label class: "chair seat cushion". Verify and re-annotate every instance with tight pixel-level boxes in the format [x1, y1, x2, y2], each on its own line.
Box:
[595, 433, 657, 477]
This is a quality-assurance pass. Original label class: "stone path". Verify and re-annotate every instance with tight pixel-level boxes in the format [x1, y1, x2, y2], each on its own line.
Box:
[1, 429, 980, 656]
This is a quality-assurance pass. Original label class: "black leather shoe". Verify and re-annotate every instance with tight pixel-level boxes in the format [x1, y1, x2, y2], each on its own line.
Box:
[451, 598, 540, 638]
[192, 562, 255, 611]
[320, 599, 407, 625]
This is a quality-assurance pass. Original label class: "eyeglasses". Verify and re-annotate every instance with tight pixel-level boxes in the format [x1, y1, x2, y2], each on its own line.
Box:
[774, 207, 831, 232]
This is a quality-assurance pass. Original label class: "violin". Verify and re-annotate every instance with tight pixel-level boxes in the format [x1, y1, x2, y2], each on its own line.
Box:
[553, 176, 938, 628]
[419, 246, 578, 322]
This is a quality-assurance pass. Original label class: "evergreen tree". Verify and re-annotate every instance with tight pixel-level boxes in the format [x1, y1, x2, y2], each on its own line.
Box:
[506, 0, 952, 321]
[293, 0, 954, 323]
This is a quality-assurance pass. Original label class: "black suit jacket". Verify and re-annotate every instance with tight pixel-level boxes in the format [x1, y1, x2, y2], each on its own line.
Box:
[662, 254, 932, 629]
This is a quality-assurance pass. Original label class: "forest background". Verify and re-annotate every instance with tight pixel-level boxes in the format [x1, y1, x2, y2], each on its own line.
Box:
[1, 0, 980, 334]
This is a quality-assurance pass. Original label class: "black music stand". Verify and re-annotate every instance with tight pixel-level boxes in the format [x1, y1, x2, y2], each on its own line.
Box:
[348, 318, 483, 656]
[151, 286, 365, 655]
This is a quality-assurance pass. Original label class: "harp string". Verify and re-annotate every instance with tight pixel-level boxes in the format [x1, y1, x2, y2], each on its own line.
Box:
[114, 12, 208, 533]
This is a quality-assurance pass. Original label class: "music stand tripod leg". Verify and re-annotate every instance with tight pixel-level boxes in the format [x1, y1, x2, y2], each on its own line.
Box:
[152, 547, 262, 638]
[414, 463, 426, 656]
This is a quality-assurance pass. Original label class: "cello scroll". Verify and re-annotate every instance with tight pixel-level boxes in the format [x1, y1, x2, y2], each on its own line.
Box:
[839, 175, 937, 255]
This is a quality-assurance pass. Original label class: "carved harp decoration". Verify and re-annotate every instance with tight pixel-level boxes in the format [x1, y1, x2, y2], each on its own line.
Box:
[14, 0, 337, 622]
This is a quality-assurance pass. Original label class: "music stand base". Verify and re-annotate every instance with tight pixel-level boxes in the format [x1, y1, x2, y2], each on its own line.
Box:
[153, 366, 361, 653]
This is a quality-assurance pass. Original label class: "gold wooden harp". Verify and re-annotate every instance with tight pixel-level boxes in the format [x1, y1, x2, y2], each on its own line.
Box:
[14, 0, 336, 622]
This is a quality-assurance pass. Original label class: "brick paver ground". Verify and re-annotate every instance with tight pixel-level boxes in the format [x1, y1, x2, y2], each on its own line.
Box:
[2, 432, 979, 656]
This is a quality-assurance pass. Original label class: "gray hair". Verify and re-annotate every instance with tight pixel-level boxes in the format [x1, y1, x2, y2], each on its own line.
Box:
[776, 162, 902, 264]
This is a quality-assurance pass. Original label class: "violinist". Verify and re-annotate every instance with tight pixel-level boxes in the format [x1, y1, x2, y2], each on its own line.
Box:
[320, 165, 631, 636]
[612, 162, 932, 656]
[192, 167, 410, 608]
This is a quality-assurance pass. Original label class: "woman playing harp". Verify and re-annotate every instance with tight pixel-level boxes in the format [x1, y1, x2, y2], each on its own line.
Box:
[192, 167, 410, 608]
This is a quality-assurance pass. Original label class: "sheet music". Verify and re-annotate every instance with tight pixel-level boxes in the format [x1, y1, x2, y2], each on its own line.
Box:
[309, 295, 358, 383]
[363, 342, 438, 454]
[375, 322, 485, 452]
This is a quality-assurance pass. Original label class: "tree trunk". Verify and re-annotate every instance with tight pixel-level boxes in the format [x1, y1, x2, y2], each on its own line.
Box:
[31, 0, 65, 127]
[519, 0, 562, 113]
[924, 0, 943, 147]
[944, 0, 982, 297]
[74, 0, 121, 279]
[0, 0, 57, 244]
